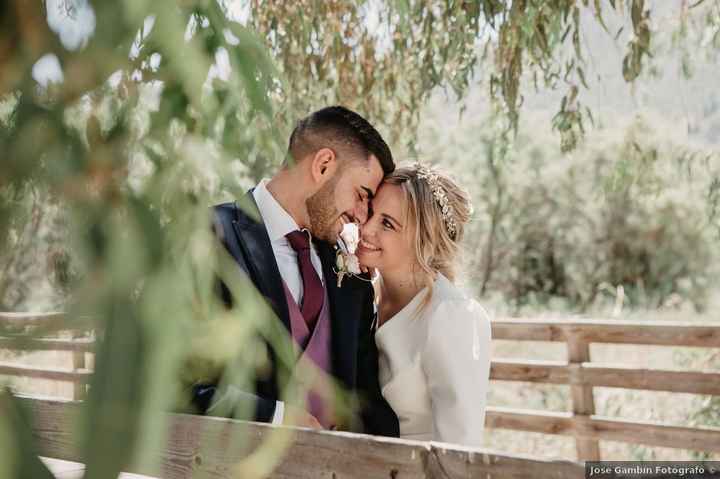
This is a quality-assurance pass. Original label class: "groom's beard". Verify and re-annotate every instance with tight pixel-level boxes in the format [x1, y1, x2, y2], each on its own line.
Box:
[306, 175, 340, 242]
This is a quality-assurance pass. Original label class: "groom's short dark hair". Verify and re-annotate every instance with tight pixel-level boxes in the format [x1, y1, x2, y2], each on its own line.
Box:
[288, 106, 395, 174]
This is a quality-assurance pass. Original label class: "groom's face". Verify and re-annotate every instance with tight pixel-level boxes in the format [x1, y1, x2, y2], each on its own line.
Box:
[306, 154, 384, 242]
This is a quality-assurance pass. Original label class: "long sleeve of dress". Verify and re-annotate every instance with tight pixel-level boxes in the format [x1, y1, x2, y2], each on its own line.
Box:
[421, 298, 492, 446]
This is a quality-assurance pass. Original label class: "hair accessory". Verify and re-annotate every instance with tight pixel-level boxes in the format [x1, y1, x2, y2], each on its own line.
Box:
[414, 163, 458, 240]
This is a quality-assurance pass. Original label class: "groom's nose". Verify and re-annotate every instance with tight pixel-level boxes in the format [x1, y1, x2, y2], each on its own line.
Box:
[353, 200, 369, 225]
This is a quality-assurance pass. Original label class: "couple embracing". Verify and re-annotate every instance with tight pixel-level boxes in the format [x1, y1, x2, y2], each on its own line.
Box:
[189, 106, 491, 447]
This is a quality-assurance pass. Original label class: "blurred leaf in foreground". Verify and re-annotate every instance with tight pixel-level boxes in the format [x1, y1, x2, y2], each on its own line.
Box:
[0, 389, 55, 479]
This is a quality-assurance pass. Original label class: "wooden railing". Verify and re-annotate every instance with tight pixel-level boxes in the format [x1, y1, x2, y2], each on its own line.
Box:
[2, 313, 720, 464]
[0, 312, 92, 401]
[18, 396, 587, 479]
[488, 318, 720, 460]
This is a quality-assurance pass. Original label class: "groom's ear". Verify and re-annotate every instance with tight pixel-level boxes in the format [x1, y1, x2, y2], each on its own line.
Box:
[310, 147, 338, 184]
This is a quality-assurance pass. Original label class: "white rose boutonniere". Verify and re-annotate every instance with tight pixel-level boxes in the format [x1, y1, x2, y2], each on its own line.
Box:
[335, 222, 362, 287]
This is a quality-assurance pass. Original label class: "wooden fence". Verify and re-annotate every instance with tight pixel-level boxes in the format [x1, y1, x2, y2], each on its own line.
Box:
[488, 317, 720, 459]
[0, 312, 92, 401]
[19, 396, 587, 479]
[2, 312, 720, 466]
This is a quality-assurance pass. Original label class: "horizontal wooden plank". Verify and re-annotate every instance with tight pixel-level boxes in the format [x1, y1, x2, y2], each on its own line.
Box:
[0, 337, 94, 352]
[491, 359, 571, 384]
[486, 407, 575, 435]
[20, 397, 586, 479]
[0, 312, 93, 337]
[0, 363, 91, 383]
[575, 415, 720, 453]
[491, 318, 720, 347]
[490, 360, 720, 395]
[580, 363, 720, 396]
[485, 407, 720, 453]
[4, 313, 719, 346]
[0, 312, 67, 327]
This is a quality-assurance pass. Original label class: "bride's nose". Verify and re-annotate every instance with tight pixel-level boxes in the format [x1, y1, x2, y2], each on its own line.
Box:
[360, 215, 378, 238]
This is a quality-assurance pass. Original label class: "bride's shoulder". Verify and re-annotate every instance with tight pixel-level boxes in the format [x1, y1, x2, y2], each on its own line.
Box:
[432, 274, 466, 301]
[428, 275, 491, 323]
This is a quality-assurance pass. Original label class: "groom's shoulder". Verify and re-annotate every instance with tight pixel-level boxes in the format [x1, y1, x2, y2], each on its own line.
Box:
[212, 193, 259, 226]
[211, 201, 238, 230]
[212, 201, 237, 221]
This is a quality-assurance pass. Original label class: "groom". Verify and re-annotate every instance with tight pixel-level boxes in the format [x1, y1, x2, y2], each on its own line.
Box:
[192, 106, 399, 437]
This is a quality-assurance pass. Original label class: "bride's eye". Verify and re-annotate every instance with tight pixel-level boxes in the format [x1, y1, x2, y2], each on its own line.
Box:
[382, 219, 394, 230]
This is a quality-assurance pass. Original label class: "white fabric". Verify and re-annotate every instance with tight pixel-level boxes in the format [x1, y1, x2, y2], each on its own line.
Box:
[252, 179, 324, 305]
[270, 400, 285, 425]
[252, 179, 325, 425]
[375, 274, 492, 446]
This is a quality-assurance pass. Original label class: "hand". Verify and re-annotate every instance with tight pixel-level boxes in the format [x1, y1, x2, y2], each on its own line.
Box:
[283, 406, 323, 429]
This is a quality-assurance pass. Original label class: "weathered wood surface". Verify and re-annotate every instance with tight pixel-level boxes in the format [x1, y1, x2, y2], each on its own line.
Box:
[71, 331, 87, 400]
[0, 312, 93, 340]
[485, 407, 720, 453]
[490, 359, 720, 395]
[24, 397, 586, 479]
[491, 318, 720, 347]
[567, 337, 599, 461]
[0, 312, 68, 332]
[4, 313, 719, 347]
[10, 356, 719, 395]
[9, 314, 717, 347]
[0, 362, 91, 383]
[0, 336, 94, 352]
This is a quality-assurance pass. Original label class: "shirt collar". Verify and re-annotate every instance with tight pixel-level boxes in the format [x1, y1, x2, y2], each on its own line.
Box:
[252, 179, 301, 242]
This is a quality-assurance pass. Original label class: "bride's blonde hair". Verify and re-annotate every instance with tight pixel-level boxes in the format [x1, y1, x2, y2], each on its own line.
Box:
[384, 164, 473, 312]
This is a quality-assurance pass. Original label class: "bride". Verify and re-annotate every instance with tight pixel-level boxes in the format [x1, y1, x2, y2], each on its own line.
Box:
[356, 164, 492, 446]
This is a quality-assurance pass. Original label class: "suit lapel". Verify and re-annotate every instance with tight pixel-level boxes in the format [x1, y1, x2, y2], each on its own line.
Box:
[229, 193, 368, 390]
[231, 192, 291, 331]
[317, 242, 365, 389]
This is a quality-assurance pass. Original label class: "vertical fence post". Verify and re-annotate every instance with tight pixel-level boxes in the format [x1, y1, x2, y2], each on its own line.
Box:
[71, 332, 86, 401]
[567, 333, 600, 461]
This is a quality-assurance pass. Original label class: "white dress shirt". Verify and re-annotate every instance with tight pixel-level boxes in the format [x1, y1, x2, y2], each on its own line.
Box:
[375, 274, 492, 446]
[252, 179, 325, 423]
[252, 179, 325, 304]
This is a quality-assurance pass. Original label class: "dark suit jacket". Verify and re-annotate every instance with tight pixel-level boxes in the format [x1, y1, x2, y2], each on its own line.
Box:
[191, 191, 398, 437]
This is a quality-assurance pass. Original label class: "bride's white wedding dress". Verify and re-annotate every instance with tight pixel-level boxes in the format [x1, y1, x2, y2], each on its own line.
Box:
[374, 274, 492, 446]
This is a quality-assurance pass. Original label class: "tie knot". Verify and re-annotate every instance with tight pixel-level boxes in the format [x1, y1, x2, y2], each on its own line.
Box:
[286, 230, 311, 252]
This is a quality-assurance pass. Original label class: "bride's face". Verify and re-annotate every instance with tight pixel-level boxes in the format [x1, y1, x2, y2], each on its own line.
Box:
[357, 183, 417, 274]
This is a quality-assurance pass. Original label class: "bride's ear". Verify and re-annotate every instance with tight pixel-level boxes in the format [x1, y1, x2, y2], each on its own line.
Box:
[310, 147, 338, 184]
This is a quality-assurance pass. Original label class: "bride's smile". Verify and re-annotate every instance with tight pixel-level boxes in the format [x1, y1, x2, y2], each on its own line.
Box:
[357, 183, 416, 275]
[358, 239, 379, 251]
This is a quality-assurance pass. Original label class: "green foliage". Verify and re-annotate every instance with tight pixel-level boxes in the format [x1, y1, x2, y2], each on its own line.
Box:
[1, 0, 719, 474]
[423, 114, 720, 313]
[0, 390, 55, 479]
[0, 1, 292, 476]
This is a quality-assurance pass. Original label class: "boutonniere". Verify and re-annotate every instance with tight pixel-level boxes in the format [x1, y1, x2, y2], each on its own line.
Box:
[335, 222, 362, 287]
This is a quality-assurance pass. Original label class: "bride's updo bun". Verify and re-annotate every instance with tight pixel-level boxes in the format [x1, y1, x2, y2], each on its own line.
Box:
[383, 163, 472, 296]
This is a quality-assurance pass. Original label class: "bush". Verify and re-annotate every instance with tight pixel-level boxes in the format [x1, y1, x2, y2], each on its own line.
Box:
[420, 115, 719, 313]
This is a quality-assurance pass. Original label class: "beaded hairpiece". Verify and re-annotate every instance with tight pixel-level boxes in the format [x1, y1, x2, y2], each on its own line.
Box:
[415, 164, 458, 240]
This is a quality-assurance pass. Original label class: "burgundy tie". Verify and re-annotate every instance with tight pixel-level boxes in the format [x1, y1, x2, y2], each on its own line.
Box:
[286, 230, 324, 331]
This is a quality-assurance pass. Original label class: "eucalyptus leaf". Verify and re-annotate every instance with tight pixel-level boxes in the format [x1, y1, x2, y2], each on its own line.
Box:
[81, 301, 148, 479]
[0, 389, 55, 479]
